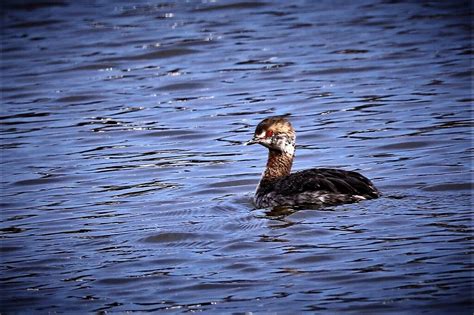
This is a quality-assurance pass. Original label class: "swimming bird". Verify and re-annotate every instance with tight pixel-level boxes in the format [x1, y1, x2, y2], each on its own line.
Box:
[245, 116, 380, 208]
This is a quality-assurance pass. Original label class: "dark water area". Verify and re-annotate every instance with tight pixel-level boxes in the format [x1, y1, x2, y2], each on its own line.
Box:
[1, 0, 472, 313]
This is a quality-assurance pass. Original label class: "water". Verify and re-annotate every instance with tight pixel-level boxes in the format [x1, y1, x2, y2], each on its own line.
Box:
[1, 0, 472, 313]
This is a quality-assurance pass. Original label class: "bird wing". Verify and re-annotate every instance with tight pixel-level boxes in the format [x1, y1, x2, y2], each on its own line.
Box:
[274, 168, 379, 197]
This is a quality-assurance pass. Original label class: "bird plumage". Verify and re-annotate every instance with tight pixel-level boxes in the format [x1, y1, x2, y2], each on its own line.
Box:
[246, 116, 380, 208]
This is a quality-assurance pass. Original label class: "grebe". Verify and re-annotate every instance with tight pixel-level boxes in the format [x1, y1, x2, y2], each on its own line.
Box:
[245, 116, 380, 208]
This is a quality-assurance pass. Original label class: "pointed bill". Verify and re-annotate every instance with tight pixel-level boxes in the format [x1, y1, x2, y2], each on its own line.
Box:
[244, 138, 259, 146]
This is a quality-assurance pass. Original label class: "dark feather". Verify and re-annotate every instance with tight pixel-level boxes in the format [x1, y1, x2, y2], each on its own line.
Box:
[261, 168, 379, 199]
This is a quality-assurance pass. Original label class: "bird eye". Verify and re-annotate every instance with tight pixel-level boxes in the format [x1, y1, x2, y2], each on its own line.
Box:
[265, 130, 273, 138]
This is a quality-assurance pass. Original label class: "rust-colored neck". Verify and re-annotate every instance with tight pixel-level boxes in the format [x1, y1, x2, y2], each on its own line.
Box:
[262, 149, 293, 182]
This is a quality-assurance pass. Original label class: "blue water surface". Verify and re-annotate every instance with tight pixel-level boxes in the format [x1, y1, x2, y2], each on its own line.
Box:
[1, 0, 472, 313]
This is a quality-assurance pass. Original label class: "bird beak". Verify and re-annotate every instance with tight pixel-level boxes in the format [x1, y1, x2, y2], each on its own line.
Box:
[244, 137, 260, 146]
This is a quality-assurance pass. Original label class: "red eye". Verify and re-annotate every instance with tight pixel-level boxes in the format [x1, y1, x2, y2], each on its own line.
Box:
[265, 130, 273, 138]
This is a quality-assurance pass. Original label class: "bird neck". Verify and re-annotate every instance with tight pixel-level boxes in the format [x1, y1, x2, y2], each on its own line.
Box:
[262, 149, 294, 182]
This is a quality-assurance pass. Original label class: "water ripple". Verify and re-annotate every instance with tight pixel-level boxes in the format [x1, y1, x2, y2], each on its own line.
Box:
[0, 0, 471, 313]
